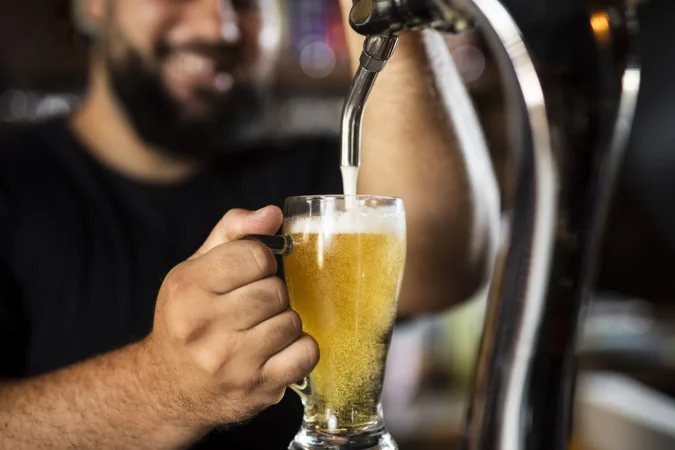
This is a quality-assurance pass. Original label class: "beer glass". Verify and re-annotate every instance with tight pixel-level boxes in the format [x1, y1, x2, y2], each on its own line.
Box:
[249, 195, 406, 449]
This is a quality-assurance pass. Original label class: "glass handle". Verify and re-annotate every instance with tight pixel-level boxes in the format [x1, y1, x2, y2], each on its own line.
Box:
[289, 376, 313, 402]
[237, 234, 294, 256]
[237, 234, 308, 395]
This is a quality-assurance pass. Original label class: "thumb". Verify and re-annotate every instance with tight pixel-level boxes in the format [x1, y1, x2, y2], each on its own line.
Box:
[190, 205, 283, 259]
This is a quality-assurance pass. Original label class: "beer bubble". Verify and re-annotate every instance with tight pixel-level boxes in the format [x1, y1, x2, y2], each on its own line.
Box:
[283, 230, 405, 431]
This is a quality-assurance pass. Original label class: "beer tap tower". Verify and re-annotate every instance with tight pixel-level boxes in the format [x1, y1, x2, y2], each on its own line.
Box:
[341, 0, 643, 449]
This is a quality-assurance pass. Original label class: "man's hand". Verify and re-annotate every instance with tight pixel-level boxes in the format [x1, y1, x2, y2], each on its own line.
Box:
[0, 206, 319, 450]
[141, 205, 319, 428]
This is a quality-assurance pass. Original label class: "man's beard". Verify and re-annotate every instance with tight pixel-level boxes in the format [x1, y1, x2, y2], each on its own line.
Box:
[105, 45, 266, 162]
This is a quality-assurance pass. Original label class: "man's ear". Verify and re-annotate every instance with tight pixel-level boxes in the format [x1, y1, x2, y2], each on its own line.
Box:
[72, 0, 107, 37]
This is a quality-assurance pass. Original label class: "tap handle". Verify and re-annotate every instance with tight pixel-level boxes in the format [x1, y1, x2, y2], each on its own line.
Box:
[360, 35, 399, 72]
[349, 0, 473, 36]
[349, 0, 420, 35]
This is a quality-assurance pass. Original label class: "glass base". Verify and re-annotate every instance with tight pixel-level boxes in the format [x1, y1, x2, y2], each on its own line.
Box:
[288, 424, 398, 450]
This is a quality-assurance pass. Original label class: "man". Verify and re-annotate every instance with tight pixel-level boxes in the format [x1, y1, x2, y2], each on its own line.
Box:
[0, 0, 496, 448]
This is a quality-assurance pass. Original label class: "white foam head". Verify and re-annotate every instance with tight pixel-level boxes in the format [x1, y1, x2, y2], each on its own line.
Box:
[285, 206, 405, 236]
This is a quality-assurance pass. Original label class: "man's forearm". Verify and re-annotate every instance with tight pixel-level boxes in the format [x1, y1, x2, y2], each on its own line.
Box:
[0, 342, 202, 450]
[339, 2, 498, 316]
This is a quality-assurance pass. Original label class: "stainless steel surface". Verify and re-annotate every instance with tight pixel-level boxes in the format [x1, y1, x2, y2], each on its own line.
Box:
[339, 66, 376, 168]
[348, 0, 474, 35]
[363, 34, 399, 64]
[340, 35, 399, 168]
[345, 0, 643, 449]
[449, 3, 556, 449]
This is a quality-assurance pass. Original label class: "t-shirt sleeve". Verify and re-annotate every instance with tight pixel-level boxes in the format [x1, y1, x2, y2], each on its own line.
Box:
[0, 176, 28, 378]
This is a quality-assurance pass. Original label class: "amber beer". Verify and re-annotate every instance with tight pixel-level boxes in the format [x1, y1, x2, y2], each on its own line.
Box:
[283, 210, 406, 434]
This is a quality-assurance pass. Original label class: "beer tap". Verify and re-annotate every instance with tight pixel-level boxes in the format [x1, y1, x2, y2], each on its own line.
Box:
[339, 34, 398, 194]
[341, 0, 642, 450]
[340, 35, 398, 169]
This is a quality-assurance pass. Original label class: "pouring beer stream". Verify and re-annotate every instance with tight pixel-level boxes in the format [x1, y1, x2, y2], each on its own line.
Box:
[339, 34, 399, 201]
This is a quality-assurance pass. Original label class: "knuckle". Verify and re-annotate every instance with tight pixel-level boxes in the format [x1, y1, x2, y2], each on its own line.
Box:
[171, 316, 193, 342]
[246, 242, 277, 276]
[286, 337, 321, 382]
[302, 337, 321, 371]
[284, 310, 303, 339]
[222, 208, 242, 221]
[163, 296, 212, 344]
[243, 370, 266, 394]
[279, 363, 307, 390]
[268, 277, 290, 310]
[166, 264, 193, 298]
[170, 308, 209, 343]
[192, 346, 223, 376]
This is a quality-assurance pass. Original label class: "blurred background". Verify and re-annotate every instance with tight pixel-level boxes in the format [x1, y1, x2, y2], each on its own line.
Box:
[0, 0, 351, 135]
[3, 1, 675, 449]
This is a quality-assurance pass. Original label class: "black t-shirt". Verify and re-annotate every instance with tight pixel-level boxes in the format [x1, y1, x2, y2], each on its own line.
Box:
[0, 117, 342, 449]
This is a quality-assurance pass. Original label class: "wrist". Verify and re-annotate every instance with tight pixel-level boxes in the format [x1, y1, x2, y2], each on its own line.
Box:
[133, 340, 209, 444]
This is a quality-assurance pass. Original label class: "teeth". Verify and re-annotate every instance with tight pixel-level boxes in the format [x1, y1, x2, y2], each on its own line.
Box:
[180, 54, 214, 75]
[214, 73, 234, 92]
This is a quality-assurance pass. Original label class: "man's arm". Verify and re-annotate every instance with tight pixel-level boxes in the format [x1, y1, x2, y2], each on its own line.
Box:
[339, 2, 499, 317]
[0, 207, 319, 449]
[0, 343, 201, 450]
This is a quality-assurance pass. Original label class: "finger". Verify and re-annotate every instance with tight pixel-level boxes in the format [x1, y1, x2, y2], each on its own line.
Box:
[220, 277, 290, 330]
[194, 239, 278, 294]
[247, 309, 304, 362]
[261, 334, 320, 389]
[191, 206, 283, 259]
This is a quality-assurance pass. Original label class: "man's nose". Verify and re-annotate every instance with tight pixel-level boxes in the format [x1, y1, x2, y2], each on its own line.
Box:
[189, 0, 241, 44]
